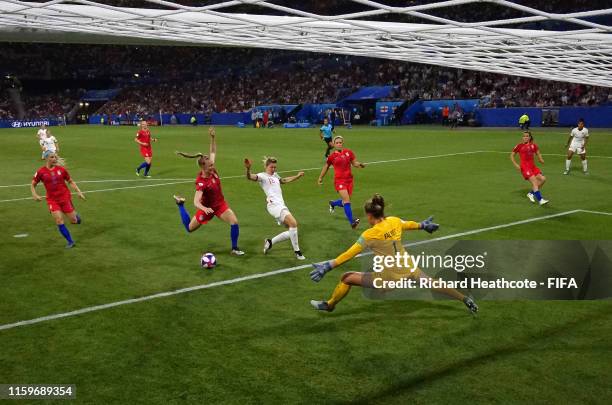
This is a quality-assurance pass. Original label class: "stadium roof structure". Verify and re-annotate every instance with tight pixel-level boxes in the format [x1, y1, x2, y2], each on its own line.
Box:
[0, 0, 611, 87]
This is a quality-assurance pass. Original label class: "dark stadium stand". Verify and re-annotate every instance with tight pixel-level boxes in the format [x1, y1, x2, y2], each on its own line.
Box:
[1, 43, 610, 121]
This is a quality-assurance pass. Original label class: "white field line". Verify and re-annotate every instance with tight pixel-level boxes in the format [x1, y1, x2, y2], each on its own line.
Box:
[2, 208, 609, 332]
[0, 151, 485, 203]
[579, 209, 612, 216]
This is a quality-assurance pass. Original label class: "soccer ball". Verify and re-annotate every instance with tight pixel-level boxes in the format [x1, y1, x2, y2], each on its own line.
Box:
[201, 252, 217, 269]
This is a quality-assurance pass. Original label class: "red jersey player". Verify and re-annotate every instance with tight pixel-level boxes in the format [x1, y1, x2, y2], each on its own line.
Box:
[30, 152, 85, 248]
[173, 127, 245, 256]
[511, 131, 549, 205]
[318, 135, 366, 229]
[135, 121, 157, 178]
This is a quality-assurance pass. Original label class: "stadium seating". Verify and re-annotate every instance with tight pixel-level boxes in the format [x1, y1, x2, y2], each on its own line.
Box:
[1, 43, 610, 121]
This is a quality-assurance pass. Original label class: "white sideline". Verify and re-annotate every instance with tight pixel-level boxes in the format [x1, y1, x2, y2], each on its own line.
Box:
[2, 208, 609, 332]
[0, 151, 485, 203]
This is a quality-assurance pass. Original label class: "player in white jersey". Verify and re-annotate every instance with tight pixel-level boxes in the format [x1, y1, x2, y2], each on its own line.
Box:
[36, 124, 48, 140]
[245, 156, 306, 260]
[40, 131, 59, 156]
[564, 118, 589, 175]
[37, 124, 48, 159]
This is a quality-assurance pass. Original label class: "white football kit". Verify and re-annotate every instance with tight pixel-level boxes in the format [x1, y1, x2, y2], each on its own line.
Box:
[257, 171, 290, 224]
[37, 128, 47, 140]
[569, 127, 589, 154]
[40, 136, 58, 153]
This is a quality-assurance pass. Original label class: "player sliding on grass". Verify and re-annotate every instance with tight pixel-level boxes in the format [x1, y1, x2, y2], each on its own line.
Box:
[135, 121, 157, 178]
[245, 156, 306, 260]
[309, 194, 478, 314]
[318, 136, 365, 229]
[31, 151, 85, 248]
[564, 118, 589, 175]
[511, 131, 549, 205]
[173, 127, 244, 256]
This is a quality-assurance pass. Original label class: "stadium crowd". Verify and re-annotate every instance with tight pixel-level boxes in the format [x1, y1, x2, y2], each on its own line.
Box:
[1, 43, 610, 120]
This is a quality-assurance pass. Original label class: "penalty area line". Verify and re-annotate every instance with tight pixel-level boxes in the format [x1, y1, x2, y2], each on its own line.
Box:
[0, 208, 602, 332]
[579, 209, 612, 216]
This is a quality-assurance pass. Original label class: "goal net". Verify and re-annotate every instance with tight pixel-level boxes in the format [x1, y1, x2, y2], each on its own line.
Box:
[0, 0, 610, 87]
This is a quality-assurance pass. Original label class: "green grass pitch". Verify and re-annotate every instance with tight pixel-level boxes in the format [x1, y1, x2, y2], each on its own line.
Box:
[1, 125, 611, 404]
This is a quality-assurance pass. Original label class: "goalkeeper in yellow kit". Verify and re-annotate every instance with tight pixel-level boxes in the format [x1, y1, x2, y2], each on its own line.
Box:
[309, 194, 479, 314]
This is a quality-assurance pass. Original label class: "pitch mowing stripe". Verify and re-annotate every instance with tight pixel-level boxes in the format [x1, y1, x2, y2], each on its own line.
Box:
[1, 208, 604, 332]
[1, 150, 610, 190]
[0, 151, 485, 202]
[0, 264, 312, 332]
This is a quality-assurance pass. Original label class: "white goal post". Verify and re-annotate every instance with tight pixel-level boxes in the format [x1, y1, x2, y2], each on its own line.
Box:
[0, 0, 610, 87]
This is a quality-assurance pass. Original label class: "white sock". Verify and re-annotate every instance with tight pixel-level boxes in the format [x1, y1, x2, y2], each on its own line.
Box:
[565, 159, 571, 170]
[582, 159, 588, 172]
[288, 227, 300, 251]
[271, 231, 290, 245]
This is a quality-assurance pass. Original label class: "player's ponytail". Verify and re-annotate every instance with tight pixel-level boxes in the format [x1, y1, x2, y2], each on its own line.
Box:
[176, 151, 203, 159]
[176, 151, 208, 166]
[365, 193, 385, 219]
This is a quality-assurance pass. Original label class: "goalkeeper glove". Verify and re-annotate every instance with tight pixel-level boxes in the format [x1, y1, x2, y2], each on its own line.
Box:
[310, 261, 333, 282]
[420, 216, 439, 234]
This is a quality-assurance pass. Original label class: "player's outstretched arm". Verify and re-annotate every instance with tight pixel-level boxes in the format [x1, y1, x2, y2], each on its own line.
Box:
[310, 243, 363, 282]
[400, 219, 421, 231]
[69, 180, 86, 200]
[208, 127, 216, 164]
[536, 151, 545, 164]
[244, 158, 258, 181]
[318, 163, 330, 185]
[280, 172, 304, 184]
[351, 159, 366, 168]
